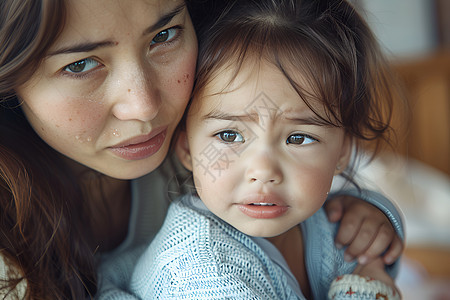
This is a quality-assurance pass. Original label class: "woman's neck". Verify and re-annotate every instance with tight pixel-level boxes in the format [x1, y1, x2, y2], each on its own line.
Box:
[82, 174, 132, 252]
[63, 156, 132, 252]
[266, 226, 311, 299]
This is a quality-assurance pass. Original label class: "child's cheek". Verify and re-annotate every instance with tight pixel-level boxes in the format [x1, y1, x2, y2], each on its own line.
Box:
[292, 164, 335, 202]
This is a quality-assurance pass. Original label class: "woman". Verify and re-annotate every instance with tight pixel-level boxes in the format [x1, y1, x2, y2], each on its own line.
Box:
[0, 0, 403, 299]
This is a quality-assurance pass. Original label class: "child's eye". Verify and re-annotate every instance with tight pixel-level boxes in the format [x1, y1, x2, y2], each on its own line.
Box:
[286, 133, 317, 145]
[215, 130, 244, 143]
[63, 58, 100, 74]
[151, 27, 179, 45]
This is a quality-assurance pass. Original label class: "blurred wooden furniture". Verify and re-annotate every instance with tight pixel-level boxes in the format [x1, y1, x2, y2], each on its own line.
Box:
[404, 246, 450, 278]
[391, 50, 450, 176]
[390, 50, 450, 280]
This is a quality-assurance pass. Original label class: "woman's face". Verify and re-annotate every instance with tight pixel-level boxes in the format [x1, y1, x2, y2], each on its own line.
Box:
[16, 0, 197, 179]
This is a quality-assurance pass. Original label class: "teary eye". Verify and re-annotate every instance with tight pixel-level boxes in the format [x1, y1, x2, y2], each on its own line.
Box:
[216, 130, 244, 143]
[63, 58, 99, 74]
[151, 27, 178, 45]
[286, 133, 317, 145]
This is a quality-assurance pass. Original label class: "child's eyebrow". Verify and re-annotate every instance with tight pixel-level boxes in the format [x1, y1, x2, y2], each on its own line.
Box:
[202, 111, 255, 122]
[203, 110, 332, 126]
[283, 116, 333, 126]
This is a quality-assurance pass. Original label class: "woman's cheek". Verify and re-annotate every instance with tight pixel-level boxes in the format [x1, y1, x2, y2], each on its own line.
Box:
[170, 54, 196, 97]
[63, 101, 106, 143]
[167, 71, 194, 107]
[168, 42, 198, 105]
[32, 97, 107, 147]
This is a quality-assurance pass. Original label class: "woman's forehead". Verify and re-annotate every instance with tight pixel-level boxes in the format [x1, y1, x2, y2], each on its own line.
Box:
[54, 0, 186, 47]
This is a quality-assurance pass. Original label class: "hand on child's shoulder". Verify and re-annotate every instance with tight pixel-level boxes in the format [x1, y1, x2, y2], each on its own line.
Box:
[325, 196, 404, 265]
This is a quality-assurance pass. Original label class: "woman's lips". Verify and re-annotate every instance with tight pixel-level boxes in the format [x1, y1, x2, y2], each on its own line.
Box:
[237, 194, 289, 219]
[108, 128, 167, 160]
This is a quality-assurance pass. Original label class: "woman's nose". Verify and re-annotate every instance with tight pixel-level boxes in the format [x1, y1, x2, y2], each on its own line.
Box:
[246, 151, 283, 185]
[111, 63, 161, 122]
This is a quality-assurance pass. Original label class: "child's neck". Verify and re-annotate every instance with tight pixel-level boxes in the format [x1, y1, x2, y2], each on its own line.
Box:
[265, 226, 311, 299]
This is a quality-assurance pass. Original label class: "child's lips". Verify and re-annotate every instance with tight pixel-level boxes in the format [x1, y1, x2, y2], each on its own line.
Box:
[240, 193, 287, 207]
[237, 194, 289, 219]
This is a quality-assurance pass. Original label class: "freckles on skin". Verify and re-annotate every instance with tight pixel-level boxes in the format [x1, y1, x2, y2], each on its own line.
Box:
[46, 95, 107, 143]
[162, 70, 195, 114]
[176, 73, 190, 84]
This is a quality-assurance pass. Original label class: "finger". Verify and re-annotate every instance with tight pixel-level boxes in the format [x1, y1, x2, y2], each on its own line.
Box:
[383, 236, 404, 265]
[334, 212, 363, 250]
[352, 258, 397, 290]
[353, 257, 385, 276]
[324, 196, 345, 223]
[344, 219, 380, 261]
[358, 223, 395, 264]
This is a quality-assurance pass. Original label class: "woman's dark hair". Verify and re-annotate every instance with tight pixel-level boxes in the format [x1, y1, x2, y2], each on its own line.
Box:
[1, 1, 97, 298]
[192, 0, 401, 176]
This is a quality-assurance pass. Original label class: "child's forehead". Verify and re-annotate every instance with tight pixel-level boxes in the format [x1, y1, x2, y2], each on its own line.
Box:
[202, 57, 309, 95]
[191, 60, 325, 116]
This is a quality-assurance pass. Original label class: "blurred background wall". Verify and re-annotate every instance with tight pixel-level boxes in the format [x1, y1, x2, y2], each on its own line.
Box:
[357, 0, 439, 58]
[350, 0, 450, 298]
[355, 0, 449, 174]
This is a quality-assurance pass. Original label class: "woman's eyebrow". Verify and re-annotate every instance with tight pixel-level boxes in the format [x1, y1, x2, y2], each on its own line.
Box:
[47, 41, 116, 57]
[142, 3, 186, 36]
[47, 4, 186, 57]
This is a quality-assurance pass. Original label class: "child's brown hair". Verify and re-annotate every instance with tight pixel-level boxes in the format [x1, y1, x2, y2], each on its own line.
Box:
[192, 0, 401, 178]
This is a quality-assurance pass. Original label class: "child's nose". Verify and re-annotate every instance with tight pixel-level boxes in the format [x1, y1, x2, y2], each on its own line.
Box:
[246, 151, 283, 185]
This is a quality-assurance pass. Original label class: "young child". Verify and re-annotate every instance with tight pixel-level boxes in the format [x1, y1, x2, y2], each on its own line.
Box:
[129, 0, 403, 299]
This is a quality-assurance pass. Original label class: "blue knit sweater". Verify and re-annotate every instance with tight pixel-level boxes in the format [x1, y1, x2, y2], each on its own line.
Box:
[129, 195, 401, 299]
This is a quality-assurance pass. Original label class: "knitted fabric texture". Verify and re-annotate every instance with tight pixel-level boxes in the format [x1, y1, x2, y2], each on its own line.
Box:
[328, 274, 400, 300]
[130, 195, 401, 299]
[130, 195, 296, 299]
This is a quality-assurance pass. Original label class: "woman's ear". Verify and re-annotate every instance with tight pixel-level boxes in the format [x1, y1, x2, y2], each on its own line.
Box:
[175, 130, 193, 171]
[335, 135, 352, 175]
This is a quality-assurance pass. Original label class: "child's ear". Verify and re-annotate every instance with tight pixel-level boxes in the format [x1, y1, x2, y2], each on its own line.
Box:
[175, 130, 193, 171]
[335, 135, 352, 175]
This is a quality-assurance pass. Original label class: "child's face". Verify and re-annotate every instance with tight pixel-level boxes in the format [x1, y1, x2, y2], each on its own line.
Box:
[178, 61, 351, 237]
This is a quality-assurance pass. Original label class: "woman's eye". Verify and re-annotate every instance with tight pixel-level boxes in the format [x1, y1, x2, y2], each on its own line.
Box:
[151, 27, 178, 45]
[286, 134, 317, 145]
[216, 130, 244, 143]
[63, 58, 99, 74]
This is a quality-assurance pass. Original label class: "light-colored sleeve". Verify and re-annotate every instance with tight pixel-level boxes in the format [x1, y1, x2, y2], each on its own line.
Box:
[132, 245, 264, 300]
[0, 253, 26, 299]
[95, 247, 145, 300]
[131, 244, 268, 300]
[328, 274, 400, 300]
[95, 282, 139, 300]
[134, 269, 264, 300]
